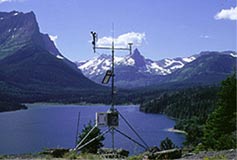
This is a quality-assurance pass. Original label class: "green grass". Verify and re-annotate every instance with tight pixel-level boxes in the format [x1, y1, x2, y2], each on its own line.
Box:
[63, 152, 102, 160]
[203, 155, 227, 160]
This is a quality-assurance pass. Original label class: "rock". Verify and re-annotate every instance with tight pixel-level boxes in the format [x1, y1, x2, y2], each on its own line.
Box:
[148, 146, 160, 153]
[41, 148, 69, 158]
[98, 148, 129, 158]
[180, 149, 237, 160]
[144, 148, 182, 159]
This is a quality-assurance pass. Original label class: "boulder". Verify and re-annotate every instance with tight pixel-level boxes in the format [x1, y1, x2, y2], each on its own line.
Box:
[144, 148, 182, 159]
[41, 148, 69, 158]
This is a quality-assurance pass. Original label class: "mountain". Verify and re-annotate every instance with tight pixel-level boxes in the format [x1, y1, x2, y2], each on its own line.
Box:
[0, 11, 78, 68]
[164, 51, 237, 85]
[0, 11, 106, 103]
[78, 48, 196, 76]
[77, 48, 197, 88]
[0, 11, 60, 58]
[76, 49, 237, 88]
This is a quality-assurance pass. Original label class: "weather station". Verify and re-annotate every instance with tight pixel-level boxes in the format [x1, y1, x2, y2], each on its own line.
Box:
[74, 28, 149, 158]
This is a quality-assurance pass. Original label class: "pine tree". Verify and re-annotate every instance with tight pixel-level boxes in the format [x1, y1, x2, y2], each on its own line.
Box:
[160, 137, 177, 150]
[77, 121, 104, 153]
[202, 73, 236, 150]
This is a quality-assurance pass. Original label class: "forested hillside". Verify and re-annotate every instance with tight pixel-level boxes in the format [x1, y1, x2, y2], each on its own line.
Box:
[139, 74, 236, 150]
[201, 73, 236, 150]
[140, 86, 219, 120]
[139, 86, 219, 146]
[0, 102, 27, 112]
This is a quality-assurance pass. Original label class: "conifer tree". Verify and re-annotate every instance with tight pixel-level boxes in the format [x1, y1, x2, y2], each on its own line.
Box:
[160, 137, 177, 150]
[202, 73, 236, 150]
[77, 121, 104, 153]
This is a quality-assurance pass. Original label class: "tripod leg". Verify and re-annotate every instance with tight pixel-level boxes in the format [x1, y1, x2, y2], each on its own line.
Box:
[118, 111, 149, 149]
[74, 125, 97, 150]
[76, 128, 111, 151]
[111, 127, 115, 151]
[114, 128, 147, 150]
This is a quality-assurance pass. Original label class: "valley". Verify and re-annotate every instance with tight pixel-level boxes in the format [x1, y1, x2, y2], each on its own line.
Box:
[0, 9, 236, 159]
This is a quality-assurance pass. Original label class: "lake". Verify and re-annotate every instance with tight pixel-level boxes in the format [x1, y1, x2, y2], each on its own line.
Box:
[0, 104, 185, 155]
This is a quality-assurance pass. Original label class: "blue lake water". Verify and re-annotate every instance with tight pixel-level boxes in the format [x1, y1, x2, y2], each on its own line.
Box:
[0, 104, 185, 155]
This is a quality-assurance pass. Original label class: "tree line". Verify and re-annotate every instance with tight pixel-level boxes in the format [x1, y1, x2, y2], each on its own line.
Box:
[140, 73, 236, 151]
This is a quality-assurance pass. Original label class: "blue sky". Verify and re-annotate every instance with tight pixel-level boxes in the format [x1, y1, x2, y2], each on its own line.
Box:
[0, 0, 236, 61]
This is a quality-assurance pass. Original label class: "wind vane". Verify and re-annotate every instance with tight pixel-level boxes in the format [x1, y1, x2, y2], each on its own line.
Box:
[90, 31, 133, 54]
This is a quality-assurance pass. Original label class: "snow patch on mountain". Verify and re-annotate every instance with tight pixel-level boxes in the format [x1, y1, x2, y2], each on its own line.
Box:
[170, 63, 184, 70]
[75, 50, 236, 88]
[146, 62, 171, 75]
[76, 49, 196, 78]
[126, 58, 135, 65]
[182, 56, 196, 62]
[13, 12, 19, 16]
[230, 53, 237, 57]
[163, 59, 182, 67]
[56, 55, 64, 60]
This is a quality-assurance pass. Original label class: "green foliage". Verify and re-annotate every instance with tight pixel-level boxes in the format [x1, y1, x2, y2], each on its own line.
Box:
[140, 86, 219, 121]
[203, 155, 227, 160]
[0, 101, 27, 112]
[202, 73, 236, 150]
[77, 153, 102, 160]
[160, 137, 177, 150]
[128, 155, 144, 160]
[140, 86, 219, 146]
[63, 151, 78, 159]
[77, 121, 104, 154]
[177, 117, 204, 146]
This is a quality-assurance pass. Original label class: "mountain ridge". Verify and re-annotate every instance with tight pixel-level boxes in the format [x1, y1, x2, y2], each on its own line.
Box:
[76, 49, 237, 88]
[77, 48, 197, 76]
[0, 11, 107, 103]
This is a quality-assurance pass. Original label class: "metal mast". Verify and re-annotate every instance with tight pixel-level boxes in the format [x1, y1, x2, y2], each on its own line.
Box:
[75, 29, 149, 155]
[111, 34, 115, 150]
[91, 27, 132, 151]
[111, 25, 115, 112]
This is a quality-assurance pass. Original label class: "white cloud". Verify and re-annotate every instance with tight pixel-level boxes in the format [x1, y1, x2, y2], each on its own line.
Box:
[200, 35, 210, 39]
[49, 35, 58, 46]
[215, 6, 237, 20]
[0, 0, 26, 3]
[96, 32, 146, 48]
[0, 0, 11, 3]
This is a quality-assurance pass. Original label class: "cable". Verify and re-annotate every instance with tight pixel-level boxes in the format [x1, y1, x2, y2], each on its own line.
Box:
[76, 128, 111, 151]
[114, 128, 147, 150]
[75, 125, 97, 150]
[118, 111, 149, 149]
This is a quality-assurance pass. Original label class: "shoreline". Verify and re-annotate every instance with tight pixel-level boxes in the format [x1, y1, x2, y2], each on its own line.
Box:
[25, 102, 139, 107]
[0, 102, 27, 113]
[166, 128, 187, 135]
[0, 102, 139, 113]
